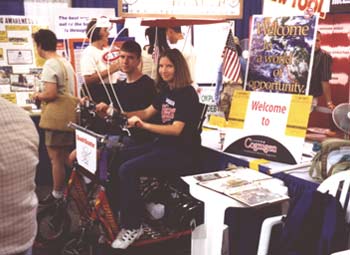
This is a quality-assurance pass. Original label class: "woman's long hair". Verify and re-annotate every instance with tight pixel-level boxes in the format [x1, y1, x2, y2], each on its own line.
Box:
[156, 48, 192, 90]
[145, 27, 170, 55]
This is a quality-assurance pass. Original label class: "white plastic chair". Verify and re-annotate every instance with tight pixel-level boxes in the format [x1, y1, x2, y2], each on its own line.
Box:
[257, 170, 350, 255]
[331, 250, 350, 255]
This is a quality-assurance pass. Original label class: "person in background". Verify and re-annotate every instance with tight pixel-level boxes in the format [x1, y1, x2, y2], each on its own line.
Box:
[309, 31, 334, 110]
[0, 97, 39, 255]
[142, 26, 170, 79]
[97, 48, 201, 249]
[32, 29, 75, 205]
[166, 26, 200, 93]
[80, 18, 123, 104]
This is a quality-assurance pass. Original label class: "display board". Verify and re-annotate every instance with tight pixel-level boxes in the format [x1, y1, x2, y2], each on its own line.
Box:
[244, 15, 318, 95]
[224, 90, 312, 164]
[118, 0, 243, 19]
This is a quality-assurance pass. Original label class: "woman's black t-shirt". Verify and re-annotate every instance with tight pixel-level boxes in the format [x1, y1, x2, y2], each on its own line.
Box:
[152, 84, 201, 152]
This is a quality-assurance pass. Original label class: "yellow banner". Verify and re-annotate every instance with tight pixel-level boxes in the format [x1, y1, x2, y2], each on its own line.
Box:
[227, 90, 250, 128]
[249, 158, 270, 171]
[286, 95, 312, 137]
[209, 115, 227, 127]
[0, 31, 8, 42]
[5, 25, 30, 31]
[0, 93, 17, 104]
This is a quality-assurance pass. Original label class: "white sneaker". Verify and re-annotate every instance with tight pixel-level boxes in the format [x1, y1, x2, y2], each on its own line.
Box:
[111, 226, 143, 249]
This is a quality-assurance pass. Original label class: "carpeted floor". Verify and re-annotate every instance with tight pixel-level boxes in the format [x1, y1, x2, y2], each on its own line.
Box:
[34, 185, 192, 255]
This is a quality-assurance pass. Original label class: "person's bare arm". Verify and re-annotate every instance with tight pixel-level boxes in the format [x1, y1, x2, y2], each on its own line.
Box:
[33, 82, 57, 102]
[322, 81, 335, 109]
[125, 105, 157, 121]
[83, 61, 120, 85]
[96, 103, 157, 121]
[128, 116, 185, 136]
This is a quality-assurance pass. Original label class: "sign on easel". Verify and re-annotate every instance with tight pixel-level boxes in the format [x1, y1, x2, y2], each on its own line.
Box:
[224, 90, 312, 164]
[75, 129, 98, 174]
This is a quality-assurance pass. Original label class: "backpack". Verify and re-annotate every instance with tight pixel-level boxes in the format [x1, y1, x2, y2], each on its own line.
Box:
[309, 138, 350, 181]
[272, 190, 347, 255]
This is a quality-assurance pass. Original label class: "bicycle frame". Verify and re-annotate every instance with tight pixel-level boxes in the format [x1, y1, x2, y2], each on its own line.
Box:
[61, 123, 199, 251]
[74, 165, 119, 244]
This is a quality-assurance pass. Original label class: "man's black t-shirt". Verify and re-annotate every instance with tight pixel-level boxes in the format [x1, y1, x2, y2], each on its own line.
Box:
[152, 84, 201, 152]
[113, 75, 156, 112]
[113, 75, 157, 142]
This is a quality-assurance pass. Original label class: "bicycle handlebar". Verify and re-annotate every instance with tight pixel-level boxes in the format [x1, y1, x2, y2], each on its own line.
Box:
[68, 122, 108, 144]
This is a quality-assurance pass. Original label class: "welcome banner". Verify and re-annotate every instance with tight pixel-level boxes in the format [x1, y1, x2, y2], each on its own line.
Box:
[244, 15, 318, 95]
[224, 90, 312, 164]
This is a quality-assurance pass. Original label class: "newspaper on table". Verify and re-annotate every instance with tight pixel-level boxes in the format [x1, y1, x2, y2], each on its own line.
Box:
[193, 167, 289, 207]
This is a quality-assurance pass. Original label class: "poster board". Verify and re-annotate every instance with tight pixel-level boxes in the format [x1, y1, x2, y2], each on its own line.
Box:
[244, 15, 318, 95]
[118, 0, 243, 19]
[53, 8, 117, 39]
[224, 90, 312, 164]
[0, 16, 48, 73]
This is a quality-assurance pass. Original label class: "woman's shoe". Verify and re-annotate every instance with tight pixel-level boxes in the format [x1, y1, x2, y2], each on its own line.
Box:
[111, 226, 143, 249]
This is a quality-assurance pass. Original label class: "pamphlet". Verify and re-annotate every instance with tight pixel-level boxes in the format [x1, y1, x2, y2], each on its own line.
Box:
[194, 167, 289, 207]
[225, 184, 289, 207]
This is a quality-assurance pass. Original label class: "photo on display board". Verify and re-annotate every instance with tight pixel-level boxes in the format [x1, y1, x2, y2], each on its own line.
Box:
[10, 73, 35, 92]
[7, 49, 33, 65]
[29, 67, 43, 90]
[0, 66, 13, 85]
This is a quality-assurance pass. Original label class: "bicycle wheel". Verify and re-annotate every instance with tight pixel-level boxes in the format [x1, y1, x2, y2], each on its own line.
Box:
[36, 201, 71, 243]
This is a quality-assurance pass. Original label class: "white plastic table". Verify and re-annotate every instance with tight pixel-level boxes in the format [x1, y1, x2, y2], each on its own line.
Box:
[182, 175, 245, 255]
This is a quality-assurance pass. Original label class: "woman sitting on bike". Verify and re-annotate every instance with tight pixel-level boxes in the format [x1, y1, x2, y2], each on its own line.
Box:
[98, 48, 202, 249]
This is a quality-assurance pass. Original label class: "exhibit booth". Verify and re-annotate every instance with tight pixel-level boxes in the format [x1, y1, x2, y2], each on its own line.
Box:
[0, 0, 350, 254]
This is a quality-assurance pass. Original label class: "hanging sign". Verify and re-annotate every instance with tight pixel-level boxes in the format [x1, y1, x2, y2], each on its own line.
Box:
[224, 90, 312, 164]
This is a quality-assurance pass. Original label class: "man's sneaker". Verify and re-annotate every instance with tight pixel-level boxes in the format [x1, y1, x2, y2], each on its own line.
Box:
[111, 226, 143, 249]
[39, 193, 61, 206]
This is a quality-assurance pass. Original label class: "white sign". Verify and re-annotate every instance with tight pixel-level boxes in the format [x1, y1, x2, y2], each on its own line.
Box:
[54, 8, 116, 39]
[224, 91, 312, 164]
[199, 86, 220, 117]
[76, 129, 98, 174]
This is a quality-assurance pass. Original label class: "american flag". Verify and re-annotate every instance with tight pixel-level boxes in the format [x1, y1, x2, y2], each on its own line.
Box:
[222, 29, 241, 82]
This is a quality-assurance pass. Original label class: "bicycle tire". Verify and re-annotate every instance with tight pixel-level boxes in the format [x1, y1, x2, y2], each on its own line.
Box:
[36, 203, 71, 243]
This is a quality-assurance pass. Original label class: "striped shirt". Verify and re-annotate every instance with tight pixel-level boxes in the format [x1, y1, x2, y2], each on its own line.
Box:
[0, 97, 39, 255]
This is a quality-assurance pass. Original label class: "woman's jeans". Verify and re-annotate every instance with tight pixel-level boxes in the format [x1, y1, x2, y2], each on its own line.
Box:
[109, 142, 198, 229]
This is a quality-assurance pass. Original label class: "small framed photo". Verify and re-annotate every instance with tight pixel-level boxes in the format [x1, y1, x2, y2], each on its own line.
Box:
[7, 49, 33, 65]
[10, 73, 35, 92]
